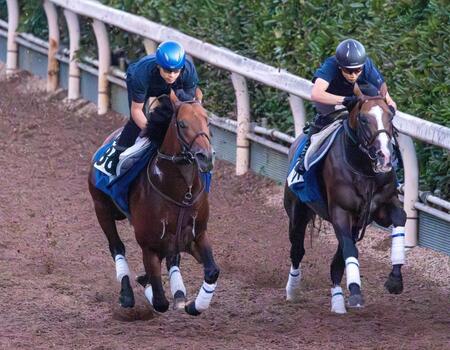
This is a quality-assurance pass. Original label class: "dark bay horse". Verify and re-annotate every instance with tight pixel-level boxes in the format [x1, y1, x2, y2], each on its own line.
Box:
[284, 96, 406, 314]
[88, 94, 219, 316]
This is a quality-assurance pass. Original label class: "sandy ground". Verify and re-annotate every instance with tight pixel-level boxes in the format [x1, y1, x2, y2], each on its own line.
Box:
[0, 67, 449, 349]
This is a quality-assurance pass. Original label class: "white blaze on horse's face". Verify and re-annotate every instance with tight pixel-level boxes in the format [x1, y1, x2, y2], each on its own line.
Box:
[369, 105, 392, 172]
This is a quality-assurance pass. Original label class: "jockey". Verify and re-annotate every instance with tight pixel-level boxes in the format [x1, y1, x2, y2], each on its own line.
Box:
[296, 38, 397, 173]
[95, 40, 202, 176]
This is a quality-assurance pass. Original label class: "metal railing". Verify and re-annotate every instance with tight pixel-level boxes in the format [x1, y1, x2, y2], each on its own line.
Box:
[2, 0, 450, 248]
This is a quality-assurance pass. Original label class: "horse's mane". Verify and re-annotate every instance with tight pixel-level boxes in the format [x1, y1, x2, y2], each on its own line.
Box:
[142, 95, 175, 145]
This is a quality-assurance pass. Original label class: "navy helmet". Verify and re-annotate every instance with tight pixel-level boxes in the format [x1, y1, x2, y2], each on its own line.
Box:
[335, 39, 367, 68]
[155, 41, 186, 70]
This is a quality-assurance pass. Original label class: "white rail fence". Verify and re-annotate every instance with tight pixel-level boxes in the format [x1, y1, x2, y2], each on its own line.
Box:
[2, 0, 450, 249]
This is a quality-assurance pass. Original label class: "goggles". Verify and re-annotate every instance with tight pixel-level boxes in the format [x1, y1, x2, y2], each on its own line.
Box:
[161, 67, 182, 74]
[341, 66, 363, 74]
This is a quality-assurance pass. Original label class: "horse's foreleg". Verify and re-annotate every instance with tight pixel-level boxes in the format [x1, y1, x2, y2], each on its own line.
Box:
[185, 232, 219, 316]
[90, 189, 134, 308]
[142, 249, 169, 313]
[330, 244, 346, 314]
[166, 254, 187, 310]
[384, 203, 407, 294]
[331, 208, 364, 308]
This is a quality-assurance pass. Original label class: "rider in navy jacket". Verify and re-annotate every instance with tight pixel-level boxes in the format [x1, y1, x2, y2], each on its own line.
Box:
[296, 38, 397, 173]
[95, 40, 202, 176]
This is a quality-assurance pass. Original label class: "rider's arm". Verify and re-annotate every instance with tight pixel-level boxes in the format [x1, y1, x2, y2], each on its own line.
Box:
[130, 101, 147, 130]
[311, 78, 345, 105]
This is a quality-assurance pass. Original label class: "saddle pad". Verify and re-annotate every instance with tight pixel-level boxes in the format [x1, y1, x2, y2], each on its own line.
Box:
[286, 125, 343, 210]
[93, 140, 212, 218]
[304, 120, 343, 171]
[93, 140, 156, 217]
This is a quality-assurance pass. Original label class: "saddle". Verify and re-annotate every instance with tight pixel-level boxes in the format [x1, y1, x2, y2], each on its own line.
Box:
[92, 137, 157, 216]
[286, 121, 344, 218]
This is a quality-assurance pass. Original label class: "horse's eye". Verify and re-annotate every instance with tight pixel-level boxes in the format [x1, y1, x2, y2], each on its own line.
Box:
[178, 120, 187, 128]
[360, 116, 369, 125]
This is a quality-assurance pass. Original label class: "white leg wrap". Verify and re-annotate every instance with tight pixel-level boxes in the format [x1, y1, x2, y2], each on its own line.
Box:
[330, 286, 347, 314]
[391, 226, 405, 265]
[345, 257, 361, 289]
[286, 265, 302, 301]
[194, 281, 216, 313]
[169, 266, 186, 297]
[144, 284, 153, 305]
[115, 254, 130, 282]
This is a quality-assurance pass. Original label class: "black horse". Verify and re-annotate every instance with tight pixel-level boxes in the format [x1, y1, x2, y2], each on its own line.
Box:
[284, 96, 406, 314]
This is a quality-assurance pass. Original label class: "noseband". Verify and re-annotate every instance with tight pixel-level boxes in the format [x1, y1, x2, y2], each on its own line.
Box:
[157, 101, 211, 165]
[354, 97, 393, 161]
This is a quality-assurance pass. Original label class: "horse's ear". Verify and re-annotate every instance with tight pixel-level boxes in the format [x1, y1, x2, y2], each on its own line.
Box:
[169, 89, 179, 104]
[348, 96, 363, 129]
[195, 87, 203, 103]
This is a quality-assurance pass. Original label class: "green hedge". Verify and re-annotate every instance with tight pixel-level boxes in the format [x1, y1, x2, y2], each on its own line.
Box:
[1, 0, 449, 197]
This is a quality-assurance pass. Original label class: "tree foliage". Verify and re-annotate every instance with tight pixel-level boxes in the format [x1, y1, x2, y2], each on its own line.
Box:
[1, 0, 449, 196]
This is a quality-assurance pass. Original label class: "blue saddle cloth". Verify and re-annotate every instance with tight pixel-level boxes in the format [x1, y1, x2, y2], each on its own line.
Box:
[286, 126, 343, 218]
[287, 136, 324, 204]
[93, 141, 211, 217]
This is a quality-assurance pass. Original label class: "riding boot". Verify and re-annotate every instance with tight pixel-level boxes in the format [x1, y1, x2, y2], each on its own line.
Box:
[95, 142, 127, 176]
[295, 122, 322, 174]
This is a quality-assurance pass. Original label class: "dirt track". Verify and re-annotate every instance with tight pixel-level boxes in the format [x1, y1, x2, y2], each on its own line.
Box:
[0, 68, 449, 350]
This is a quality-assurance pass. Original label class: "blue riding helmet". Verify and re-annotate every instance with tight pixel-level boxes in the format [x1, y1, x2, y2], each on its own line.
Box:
[155, 41, 186, 70]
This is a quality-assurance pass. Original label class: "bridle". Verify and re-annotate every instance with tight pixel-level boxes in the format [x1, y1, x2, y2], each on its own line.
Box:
[156, 101, 211, 166]
[147, 100, 211, 207]
[353, 96, 394, 161]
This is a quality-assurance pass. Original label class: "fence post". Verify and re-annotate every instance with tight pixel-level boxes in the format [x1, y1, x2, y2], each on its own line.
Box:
[43, 0, 60, 92]
[63, 10, 80, 100]
[397, 133, 419, 247]
[288, 94, 306, 137]
[231, 73, 250, 175]
[92, 19, 110, 115]
[143, 38, 157, 54]
[6, 0, 19, 77]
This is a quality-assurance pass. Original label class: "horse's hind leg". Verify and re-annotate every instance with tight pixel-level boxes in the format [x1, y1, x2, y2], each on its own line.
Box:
[284, 186, 313, 301]
[329, 244, 346, 314]
[140, 249, 170, 313]
[89, 185, 134, 308]
[166, 254, 188, 310]
[185, 232, 220, 316]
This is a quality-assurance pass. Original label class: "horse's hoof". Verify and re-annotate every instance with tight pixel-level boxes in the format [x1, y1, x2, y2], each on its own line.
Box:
[153, 299, 170, 313]
[119, 292, 135, 308]
[347, 294, 364, 308]
[185, 301, 201, 316]
[119, 276, 135, 308]
[173, 290, 187, 310]
[384, 273, 403, 294]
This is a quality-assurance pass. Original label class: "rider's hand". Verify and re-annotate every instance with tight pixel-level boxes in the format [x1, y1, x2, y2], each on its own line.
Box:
[342, 95, 359, 110]
[388, 105, 396, 115]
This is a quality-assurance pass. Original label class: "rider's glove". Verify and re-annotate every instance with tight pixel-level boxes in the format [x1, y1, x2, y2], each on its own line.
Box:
[342, 95, 359, 111]
[388, 105, 396, 115]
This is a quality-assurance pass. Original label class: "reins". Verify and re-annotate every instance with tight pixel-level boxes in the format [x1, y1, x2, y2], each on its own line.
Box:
[146, 100, 210, 208]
